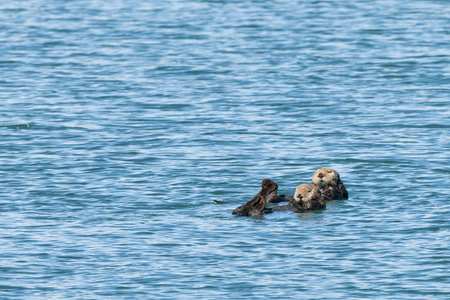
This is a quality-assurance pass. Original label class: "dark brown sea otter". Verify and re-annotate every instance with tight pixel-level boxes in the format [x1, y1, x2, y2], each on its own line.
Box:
[311, 167, 348, 200]
[266, 183, 325, 213]
[232, 179, 278, 216]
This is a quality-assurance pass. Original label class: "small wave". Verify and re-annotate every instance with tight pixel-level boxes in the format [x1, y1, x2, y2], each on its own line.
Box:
[3, 124, 31, 130]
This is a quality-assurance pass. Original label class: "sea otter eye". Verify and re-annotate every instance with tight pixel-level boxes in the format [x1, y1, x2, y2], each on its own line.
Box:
[328, 170, 332, 173]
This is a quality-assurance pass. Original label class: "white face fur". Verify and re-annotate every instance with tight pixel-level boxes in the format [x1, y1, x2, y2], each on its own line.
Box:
[294, 184, 319, 203]
[311, 167, 339, 188]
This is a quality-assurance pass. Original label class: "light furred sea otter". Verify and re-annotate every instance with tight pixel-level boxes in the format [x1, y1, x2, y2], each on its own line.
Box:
[311, 167, 348, 200]
[265, 167, 348, 203]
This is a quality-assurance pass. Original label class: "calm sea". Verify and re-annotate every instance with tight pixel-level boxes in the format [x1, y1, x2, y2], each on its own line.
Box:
[1, 0, 449, 299]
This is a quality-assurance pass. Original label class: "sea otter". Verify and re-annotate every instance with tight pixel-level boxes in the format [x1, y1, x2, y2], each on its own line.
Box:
[232, 179, 278, 216]
[311, 167, 348, 200]
[266, 183, 325, 213]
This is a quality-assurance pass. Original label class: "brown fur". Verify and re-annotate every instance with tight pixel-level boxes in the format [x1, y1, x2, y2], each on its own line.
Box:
[232, 179, 278, 216]
[266, 184, 325, 213]
[266, 194, 294, 203]
[311, 167, 348, 200]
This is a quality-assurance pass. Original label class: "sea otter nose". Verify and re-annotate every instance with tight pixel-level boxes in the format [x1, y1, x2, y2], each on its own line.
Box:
[318, 173, 323, 179]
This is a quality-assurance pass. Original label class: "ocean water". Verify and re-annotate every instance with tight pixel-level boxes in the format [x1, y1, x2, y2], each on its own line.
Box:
[1, 0, 449, 299]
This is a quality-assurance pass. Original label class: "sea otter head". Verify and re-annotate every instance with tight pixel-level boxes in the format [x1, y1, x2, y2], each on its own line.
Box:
[311, 167, 340, 188]
[294, 183, 319, 204]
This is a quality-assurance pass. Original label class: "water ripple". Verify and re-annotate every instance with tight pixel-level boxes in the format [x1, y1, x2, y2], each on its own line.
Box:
[1, 0, 449, 299]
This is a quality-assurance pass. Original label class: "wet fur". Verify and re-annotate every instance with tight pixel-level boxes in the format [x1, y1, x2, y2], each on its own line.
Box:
[311, 167, 348, 200]
[232, 179, 278, 216]
[266, 184, 325, 213]
[266, 194, 294, 203]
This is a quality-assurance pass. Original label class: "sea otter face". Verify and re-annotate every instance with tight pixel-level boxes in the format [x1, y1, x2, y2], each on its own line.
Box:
[311, 167, 339, 188]
[294, 184, 319, 203]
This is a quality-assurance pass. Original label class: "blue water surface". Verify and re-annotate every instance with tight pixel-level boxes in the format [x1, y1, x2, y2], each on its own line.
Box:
[1, 0, 449, 299]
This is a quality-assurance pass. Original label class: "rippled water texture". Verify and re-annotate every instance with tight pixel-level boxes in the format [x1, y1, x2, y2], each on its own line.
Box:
[1, 0, 449, 299]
